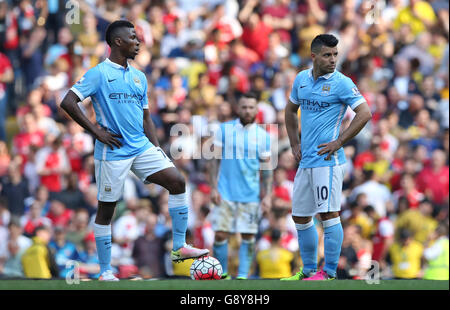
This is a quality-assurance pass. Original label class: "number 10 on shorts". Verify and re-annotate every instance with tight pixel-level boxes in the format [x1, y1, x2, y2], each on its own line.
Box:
[316, 186, 328, 207]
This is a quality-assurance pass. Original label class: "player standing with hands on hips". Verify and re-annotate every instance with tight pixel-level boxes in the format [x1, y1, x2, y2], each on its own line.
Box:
[208, 92, 273, 279]
[282, 34, 372, 280]
[60, 20, 209, 281]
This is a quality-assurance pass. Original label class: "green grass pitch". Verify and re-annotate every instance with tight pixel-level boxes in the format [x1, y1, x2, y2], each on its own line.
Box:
[0, 279, 448, 290]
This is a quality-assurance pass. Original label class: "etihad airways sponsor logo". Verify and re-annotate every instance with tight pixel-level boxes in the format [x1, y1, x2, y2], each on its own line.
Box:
[109, 93, 143, 101]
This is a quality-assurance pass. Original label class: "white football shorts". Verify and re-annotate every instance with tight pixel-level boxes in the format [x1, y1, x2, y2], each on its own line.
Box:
[291, 164, 346, 217]
[94, 146, 175, 202]
[211, 199, 261, 234]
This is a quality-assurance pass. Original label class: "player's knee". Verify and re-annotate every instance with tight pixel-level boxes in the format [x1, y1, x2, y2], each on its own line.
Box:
[319, 212, 339, 221]
[95, 216, 112, 225]
[94, 211, 113, 225]
[292, 215, 313, 224]
[95, 201, 117, 225]
[169, 175, 186, 194]
[215, 232, 228, 242]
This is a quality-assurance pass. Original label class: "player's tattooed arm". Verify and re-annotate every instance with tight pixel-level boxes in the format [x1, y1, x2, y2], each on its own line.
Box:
[143, 109, 160, 147]
[317, 102, 372, 160]
[260, 163, 273, 213]
[60, 90, 122, 149]
[208, 144, 222, 206]
[260, 157, 273, 197]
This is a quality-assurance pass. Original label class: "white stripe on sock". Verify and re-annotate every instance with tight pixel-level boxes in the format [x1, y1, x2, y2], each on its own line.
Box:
[214, 239, 228, 246]
[322, 217, 341, 228]
[242, 238, 255, 244]
[94, 223, 111, 237]
[295, 220, 314, 231]
[168, 193, 187, 208]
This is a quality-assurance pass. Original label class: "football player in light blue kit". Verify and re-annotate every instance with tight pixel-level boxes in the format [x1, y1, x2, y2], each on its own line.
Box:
[60, 20, 208, 281]
[208, 92, 273, 279]
[282, 34, 372, 280]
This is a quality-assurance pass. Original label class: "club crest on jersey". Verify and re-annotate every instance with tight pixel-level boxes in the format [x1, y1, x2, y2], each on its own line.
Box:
[133, 76, 140, 85]
[352, 86, 361, 97]
[105, 185, 111, 192]
[321, 84, 331, 95]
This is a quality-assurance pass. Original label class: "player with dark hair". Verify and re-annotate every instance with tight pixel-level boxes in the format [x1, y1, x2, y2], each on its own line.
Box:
[60, 20, 209, 281]
[282, 34, 372, 280]
[208, 91, 273, 279]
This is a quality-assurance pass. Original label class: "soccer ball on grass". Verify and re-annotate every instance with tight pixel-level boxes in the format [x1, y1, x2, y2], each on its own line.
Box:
[190, 256, 223, 280]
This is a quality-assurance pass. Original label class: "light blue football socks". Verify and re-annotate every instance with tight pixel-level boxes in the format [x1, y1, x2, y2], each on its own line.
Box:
[296, 220, 318, 276]
[213, 239, 228, 275]
[322, 217, 343, 278]
[168, 193, 189, 251]
[237, 238, 255, 279]
[94, 223, 112, 274]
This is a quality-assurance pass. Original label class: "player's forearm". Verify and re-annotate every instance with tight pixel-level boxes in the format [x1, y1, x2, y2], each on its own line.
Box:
[60, 92, 101, 138]
[143, 115, 160, 147]
[207, 158, 220, 189]
[336, 106, 372, 146]
[261, 169, 273, 197]
[274, 17, 294, 30]
[238, 0, 257, 23]
[284, 109, 301, 148]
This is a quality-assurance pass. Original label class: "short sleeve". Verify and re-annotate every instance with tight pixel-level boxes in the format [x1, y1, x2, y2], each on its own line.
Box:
[339, 77, 366, 110]
[70, 66, 101, 101]
[0, 54, 12, 73]
[289, 73, 302, 105]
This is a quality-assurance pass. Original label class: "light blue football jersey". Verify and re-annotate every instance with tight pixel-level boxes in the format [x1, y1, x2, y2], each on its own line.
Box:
[289, 68, 366, 168]
[71, 58, 152, 161]
[214, 119, 271, 203]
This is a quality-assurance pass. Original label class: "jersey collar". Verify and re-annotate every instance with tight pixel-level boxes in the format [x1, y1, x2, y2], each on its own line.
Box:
[105, 58, 131, 71]
[308, 68, 335, 80]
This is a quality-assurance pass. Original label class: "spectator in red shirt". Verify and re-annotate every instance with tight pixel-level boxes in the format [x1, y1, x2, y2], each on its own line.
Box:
[20, 201, 52, 237]
[261, 0, 293, 46]
[390, 156, 421, 192]
[257, 210, 298, 253]
[272, 167, 294, 213]
[0, 1, 19, 51]
[0, 51, 14, 142]
[365, 206, 394, 269]
[393, 173, 425, 209]
[35, 135, 70, 193]
[204, 4, 243, 46]
[415, 149, 449, 206]
[377, 118, 399, 160]
[353, 138, 379, 171]
[217, 61, 250, 96]
[240, 12, 272, 60]
[46, 200, 74, 228]
[389, 143, 409, 191]
[12, 113, 45, 167]
[0, 140, 10, 177]
[278, 149, 297, 182]
[63, 120, 94, 173]
[193, 205, 214, 253]
[229, 39, 260, 72]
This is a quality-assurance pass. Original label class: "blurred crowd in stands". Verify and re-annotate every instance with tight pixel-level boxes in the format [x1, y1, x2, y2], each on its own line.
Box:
[0, 0, 448, 280]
